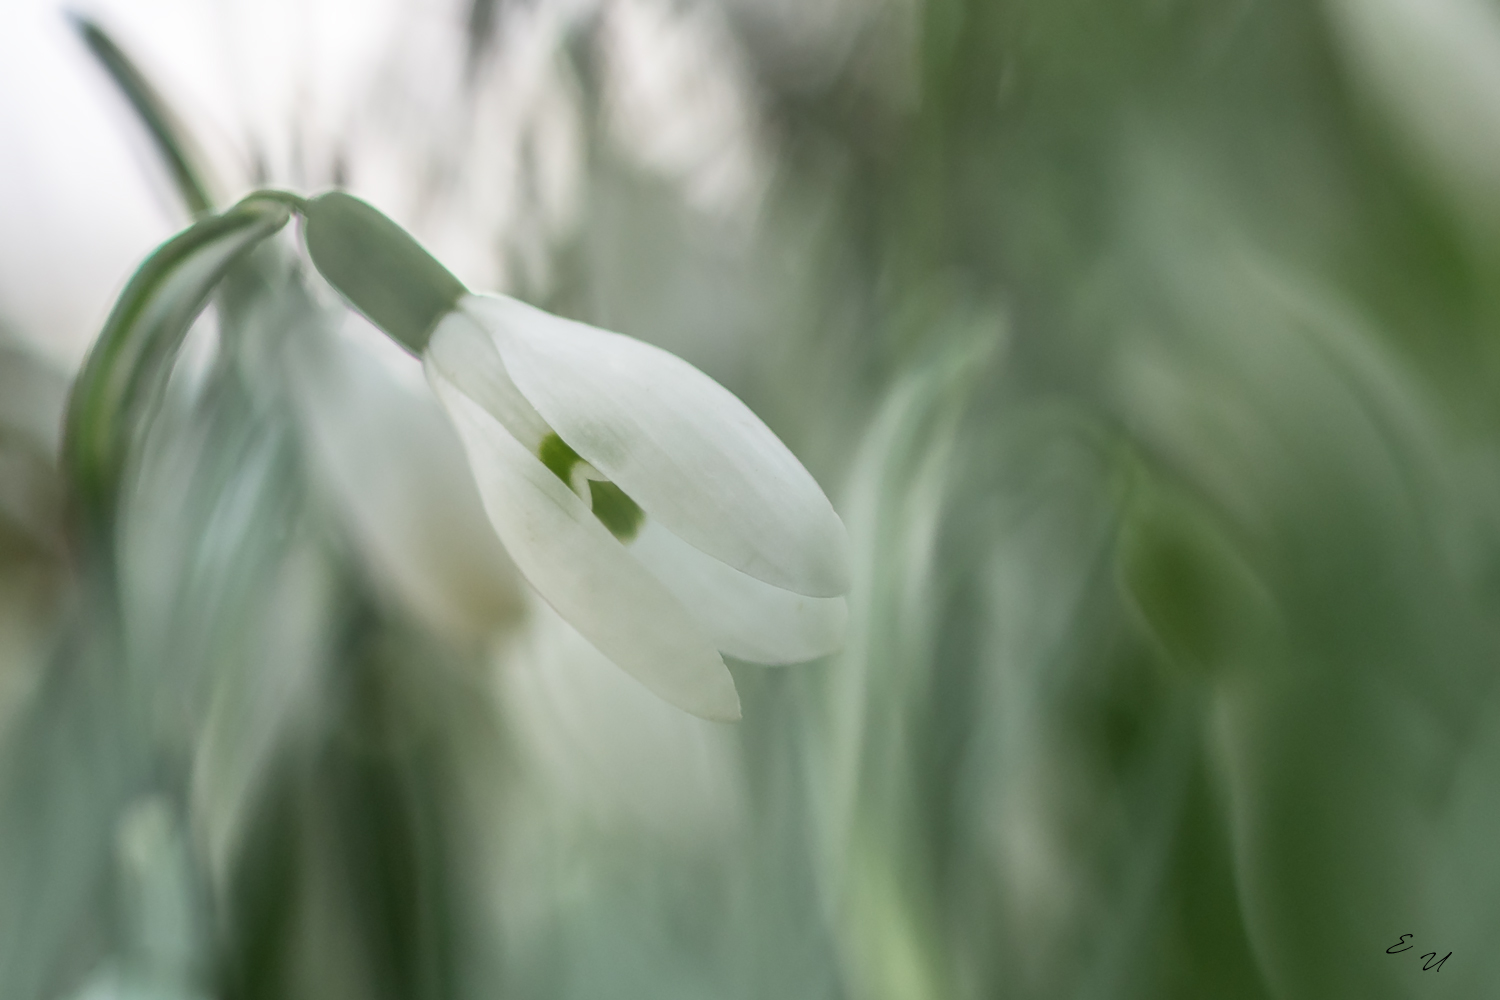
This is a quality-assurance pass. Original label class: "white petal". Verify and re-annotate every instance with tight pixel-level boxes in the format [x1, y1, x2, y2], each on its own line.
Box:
[426, 362, 741, 722]
[285, 311, 522, 639]
[628, 519, 847, 664]
[426, 309, 553, 452]
[461, 293, 851, 598]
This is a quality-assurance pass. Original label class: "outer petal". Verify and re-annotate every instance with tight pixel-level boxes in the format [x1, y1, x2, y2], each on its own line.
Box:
[426, 362, 741, 722]
[461, 293, 851, 598]
[627, 519, 847, 664]
[426, 309, 552, 452]
[286, 313, 522, 638]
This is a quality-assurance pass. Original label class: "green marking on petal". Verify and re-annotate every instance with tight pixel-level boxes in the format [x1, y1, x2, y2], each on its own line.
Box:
[538, 431, 643, 540]
[538, 432, 583, 486]
[589, 480, 645, 542]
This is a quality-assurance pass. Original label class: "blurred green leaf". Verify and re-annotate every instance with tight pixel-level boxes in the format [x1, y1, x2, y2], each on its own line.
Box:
[0, 616, 142, 1000]
[70, 14, 219, 217]
[1116, 469, 1276, 675]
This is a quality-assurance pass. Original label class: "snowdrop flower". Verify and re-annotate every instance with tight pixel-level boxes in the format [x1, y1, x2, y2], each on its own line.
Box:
[302, 192, 850, 720]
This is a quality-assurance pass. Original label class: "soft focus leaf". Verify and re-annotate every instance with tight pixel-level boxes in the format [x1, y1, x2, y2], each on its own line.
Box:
[0, 618, 143, 1000]
[70, 15, 217, 217]
[0, 342, 69, 550]
[1327, 0, 1500, 234]
[814, 328, 998, 1000]
[0, 342, 68, 458]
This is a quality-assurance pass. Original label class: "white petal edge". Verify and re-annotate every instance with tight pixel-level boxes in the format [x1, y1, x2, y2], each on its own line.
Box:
[461, 293, 851, 598]
[427, 309, 553, 453]
[628, 519, 847, 664]
[426, 361, 742, 722]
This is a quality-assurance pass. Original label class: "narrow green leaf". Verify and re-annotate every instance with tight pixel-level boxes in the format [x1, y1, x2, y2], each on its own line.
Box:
[70, 14, 219, 216]
[63, 200, 292, 534]
[302, 192, 467, 354]
[0, 614, 144, 1000]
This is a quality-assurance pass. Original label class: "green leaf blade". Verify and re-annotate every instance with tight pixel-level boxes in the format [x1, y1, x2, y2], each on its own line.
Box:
[70, 14, 218, 216]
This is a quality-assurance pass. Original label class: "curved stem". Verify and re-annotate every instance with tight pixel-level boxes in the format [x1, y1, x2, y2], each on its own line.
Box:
[64, 201, 293, 551]
[237, 189, 311, 215]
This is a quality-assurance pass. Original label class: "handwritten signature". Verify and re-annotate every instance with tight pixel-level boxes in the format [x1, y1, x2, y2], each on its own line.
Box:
[1386, 934, 1450, 972]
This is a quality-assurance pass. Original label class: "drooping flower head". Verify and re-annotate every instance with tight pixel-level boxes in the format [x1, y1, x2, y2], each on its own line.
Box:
[302, 192, 850, 720]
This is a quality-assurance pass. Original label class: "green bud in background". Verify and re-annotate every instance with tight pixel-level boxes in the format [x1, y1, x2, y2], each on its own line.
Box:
[302, 192, 468, 355]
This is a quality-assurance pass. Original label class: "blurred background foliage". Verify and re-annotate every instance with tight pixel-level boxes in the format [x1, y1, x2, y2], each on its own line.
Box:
[3, 0, 1500, 998]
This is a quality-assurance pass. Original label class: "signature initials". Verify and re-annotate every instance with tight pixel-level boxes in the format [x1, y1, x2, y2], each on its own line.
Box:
[1386, 934, 1449, 972]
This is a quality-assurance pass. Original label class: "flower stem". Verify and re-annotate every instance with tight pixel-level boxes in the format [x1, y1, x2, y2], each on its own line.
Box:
[237, 189, 311, 215]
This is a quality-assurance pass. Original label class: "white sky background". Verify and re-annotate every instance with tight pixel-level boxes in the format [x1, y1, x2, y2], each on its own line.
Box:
[0, 0, 174, 370]
[0, 0, 406, 368]
[0, 0, 789, 374]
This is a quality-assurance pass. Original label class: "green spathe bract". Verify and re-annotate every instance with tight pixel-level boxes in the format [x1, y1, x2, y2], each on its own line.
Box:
[302, 192, 467, 355]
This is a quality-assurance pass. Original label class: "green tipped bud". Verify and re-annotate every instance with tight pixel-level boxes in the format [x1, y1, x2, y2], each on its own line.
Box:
[302, 192, 467, 354]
